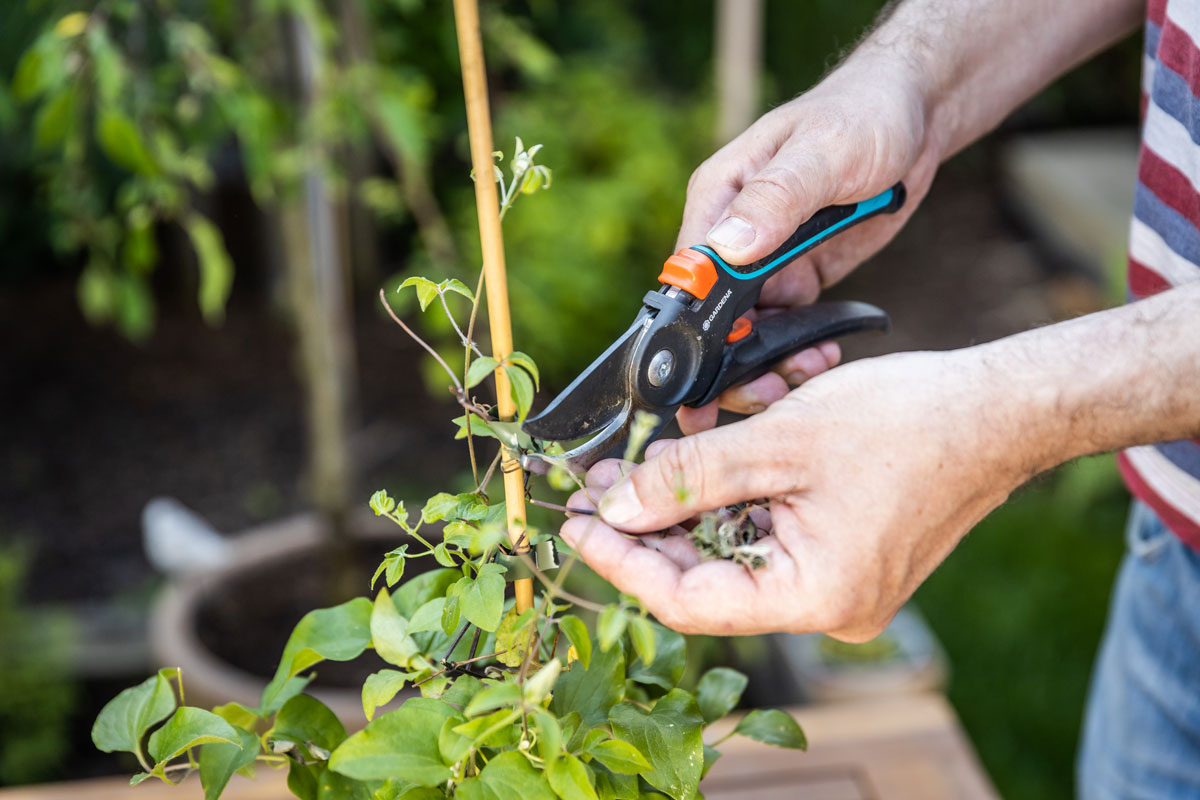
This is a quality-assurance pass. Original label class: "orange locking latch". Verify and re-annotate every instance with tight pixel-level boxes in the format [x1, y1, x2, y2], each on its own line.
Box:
[658, 248, 719, 300]
[726, 316, 752, 343]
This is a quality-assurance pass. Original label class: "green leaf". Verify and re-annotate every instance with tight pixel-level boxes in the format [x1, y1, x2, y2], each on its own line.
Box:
[505, 364, 535, 421]
[91, 668, 178, 756]
[701, 743, 721, 779]
[456, 752, 556, 800]
[211, 703, 260, 731]
[627, 617, 656, 666]
[273, 694, 347, 753]
[361, 670, 413, 722]
[609, 690, 704, 800]
[148, 707, 239, 764]
[494, 607, 536, 668]
[587, 740, 652, 775]
[421, 492, 461, 523]
[547, 753, 598, 800]
[199, 725, 258, 800]
[627, 621, 685, 691]
[442, 674, 484, 709]
[288, 761, 320, 800]
[592, 770, 638, 800]
[533, 709, 562, 763]
[464, 682, 521, 717]
[695, 668, 747, 724]
[329, 699, 456, 786]
[505, 351, 540, 390]
[731, 709, 807, 750]
[439, 278, 475, 302]
[441, 594, 461, 636]
[260, 598, 373, 715]
[451, 708, 519, 750]
[596, 607, 626, 653]
[453, 563, 506, 632]
[372, 545, 409, 590]
[524, 658, 563, 704]
[466, 356, 500, 389]
[398, 276, 439, 312]
[406, 598, 445, 634]
[452, 414, 498, 441]
[369, 490, 396, 516]
[432, 542, 458, 568]
[96, 108, 157, 175]
[551, 635, 625, 728]
[12, 47, 46, 101]
[184, 213, 233, 323]
[437, 715, 473, 765]
[33, 86, 76, 151]
[371, 588, 422, 669]
[559, 615, 591, 669]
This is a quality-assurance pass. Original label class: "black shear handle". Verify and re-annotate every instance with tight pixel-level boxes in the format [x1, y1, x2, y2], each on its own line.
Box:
[687, 301, 890, 408]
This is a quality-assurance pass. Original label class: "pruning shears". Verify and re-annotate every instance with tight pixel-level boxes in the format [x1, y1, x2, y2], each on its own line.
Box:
[521, 183, 906, 473]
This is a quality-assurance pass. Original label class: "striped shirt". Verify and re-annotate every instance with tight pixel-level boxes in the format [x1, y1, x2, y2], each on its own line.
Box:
[1116, 0, 1200, 549]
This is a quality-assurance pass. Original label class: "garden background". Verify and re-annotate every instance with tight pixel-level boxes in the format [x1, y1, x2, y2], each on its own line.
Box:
[0, 1, 1143, 798]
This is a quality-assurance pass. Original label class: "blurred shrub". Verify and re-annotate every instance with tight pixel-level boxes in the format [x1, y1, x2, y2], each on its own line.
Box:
[0, 544, 76, 785]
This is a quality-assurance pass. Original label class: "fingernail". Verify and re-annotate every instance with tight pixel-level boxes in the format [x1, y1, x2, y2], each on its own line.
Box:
[598, 480, 643, 526]
[786, 370, 810, 385]
[745, 403, 767, 414]
[708, 216, 756, 250]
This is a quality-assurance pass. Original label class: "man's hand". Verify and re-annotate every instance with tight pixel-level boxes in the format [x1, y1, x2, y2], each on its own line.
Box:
[676, 55, 940, 432]
[561, 348, 1020, 641]
[558, 285, 1200, 639]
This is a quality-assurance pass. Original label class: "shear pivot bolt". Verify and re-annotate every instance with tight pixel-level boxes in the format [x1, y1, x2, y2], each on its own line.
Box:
[648, 349, 674, 387]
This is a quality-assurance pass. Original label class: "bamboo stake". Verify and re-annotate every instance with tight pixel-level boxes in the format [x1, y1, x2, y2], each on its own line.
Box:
[452, 0, 534, 614]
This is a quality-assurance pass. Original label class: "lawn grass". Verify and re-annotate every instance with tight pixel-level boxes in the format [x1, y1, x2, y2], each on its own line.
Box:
[914, 454, 1129, 800]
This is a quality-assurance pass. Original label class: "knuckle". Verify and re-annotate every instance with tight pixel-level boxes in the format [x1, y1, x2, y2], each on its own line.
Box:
[740, 165, 806, 215]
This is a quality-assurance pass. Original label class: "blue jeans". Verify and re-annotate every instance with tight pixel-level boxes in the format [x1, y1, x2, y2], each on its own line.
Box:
[1078, 501, 1200, 799]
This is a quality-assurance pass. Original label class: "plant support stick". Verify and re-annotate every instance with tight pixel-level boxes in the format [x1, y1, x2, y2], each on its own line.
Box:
[452, 0, 534, 613]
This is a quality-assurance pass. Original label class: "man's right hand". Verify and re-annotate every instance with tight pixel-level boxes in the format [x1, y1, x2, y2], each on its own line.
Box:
[676, 54, 942, 432]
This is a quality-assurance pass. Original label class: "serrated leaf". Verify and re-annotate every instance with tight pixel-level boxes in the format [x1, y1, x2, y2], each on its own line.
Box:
[627, 617, 656, 666]
[558, 615, 591, 669]
[97, 108, 157, 175]
[399, 277, 439, 311]
[421, 492, 461, 523]
[596, 607, 626, 653]
[184, 213, 233, 323]
[148, 707, 238, 764]
[199, 725, 258, 800]
[91, 668, 179, 756]
[361, 670, 412, 722]
[609, 690, 704, 800]
[329, 699, 456, 786]
[466, 356, 500, 389]
[731, 709, 807, 750]
[695, 668, 747, 724]
[587, 739, 652, 775]
[547, 753, 597, 800]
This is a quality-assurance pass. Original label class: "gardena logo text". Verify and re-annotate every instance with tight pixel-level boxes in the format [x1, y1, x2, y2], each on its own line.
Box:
[701, 289, 733, 331]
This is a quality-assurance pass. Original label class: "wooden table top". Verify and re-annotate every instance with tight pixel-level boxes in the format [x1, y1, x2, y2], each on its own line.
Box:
[2, 693, 996, 800]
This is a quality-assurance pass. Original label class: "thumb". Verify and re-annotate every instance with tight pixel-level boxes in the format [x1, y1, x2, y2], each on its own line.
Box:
[706, 148, 839, 266]
[597, 415, 791, 532]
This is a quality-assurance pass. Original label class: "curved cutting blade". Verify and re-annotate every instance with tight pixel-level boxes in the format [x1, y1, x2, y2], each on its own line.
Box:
[522, 317, 643, 442]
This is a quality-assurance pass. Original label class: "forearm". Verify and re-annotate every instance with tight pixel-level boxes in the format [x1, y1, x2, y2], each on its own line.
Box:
[972, 283, 1200, 484]
[843, 0, 1144, 160]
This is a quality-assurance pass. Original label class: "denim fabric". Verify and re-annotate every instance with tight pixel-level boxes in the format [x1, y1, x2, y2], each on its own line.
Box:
[1078, 501, 1200, 799]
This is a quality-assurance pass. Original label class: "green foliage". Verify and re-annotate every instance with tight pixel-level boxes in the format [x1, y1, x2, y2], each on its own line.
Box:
[0, 544, 75, 785]
[93, 119, 803, 800]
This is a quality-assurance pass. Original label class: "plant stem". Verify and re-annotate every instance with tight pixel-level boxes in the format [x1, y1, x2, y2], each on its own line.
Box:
[379, 289, 463, 393]
[527, 498, 596, 516]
